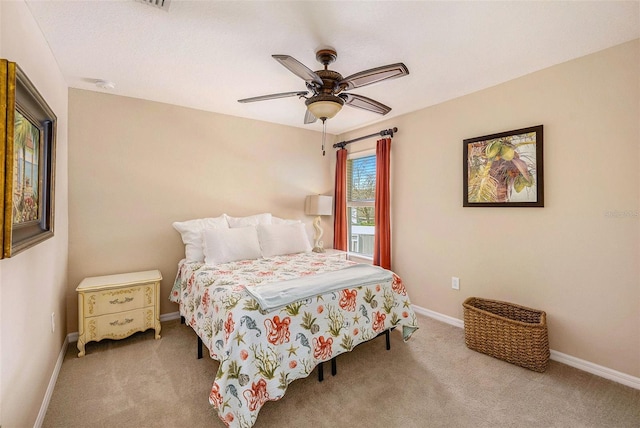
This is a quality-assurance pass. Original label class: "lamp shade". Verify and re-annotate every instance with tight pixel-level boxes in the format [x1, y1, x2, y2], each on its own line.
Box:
[305, 95, 344, 120]
[305, 195, 333, 216]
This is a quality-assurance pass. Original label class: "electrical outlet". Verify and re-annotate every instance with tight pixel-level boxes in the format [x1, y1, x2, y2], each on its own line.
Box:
[451, 277, 460, 290]
[51, 312, 55, 333]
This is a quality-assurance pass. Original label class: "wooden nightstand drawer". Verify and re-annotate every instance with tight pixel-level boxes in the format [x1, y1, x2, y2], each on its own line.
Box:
[83, 284, 155, 317]
[85, 308, 155, 342]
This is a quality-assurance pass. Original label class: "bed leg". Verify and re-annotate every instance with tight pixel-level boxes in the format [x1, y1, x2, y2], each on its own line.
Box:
[385, 329, 391, 350]
[331, 357, 337, 376]
[318, 362, 324, 382]
[197, 336, 203, 360]
[181, 316, 185, 324]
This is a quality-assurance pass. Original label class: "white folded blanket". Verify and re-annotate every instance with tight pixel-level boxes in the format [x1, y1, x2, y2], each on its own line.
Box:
[245, 264, 393, 311]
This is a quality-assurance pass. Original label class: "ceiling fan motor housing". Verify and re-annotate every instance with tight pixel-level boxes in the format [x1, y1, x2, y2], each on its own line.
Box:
[316, 48, 338, 66]
[314, 69, 344, 94]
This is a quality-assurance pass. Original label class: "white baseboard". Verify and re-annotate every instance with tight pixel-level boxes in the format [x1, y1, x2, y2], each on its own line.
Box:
[160, 311, 181, 322]
[412, 305, 464, 328]
[549, 349, 640, 390]
[35, 335, 69, 428]
[412, 304, 640, 390]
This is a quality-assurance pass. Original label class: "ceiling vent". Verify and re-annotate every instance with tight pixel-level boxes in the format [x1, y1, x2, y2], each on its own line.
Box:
[137, 0, 170, 11]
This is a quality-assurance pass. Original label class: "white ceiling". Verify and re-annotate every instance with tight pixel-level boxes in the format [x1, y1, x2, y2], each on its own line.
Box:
[25, 0, 639, 135]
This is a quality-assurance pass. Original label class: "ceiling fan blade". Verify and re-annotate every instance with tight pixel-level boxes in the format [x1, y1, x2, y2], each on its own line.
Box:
[340, 93, 392, 115]
[272, 55, 324, 87]
[304, 109, 317, 124]
[339, 63, 409, 91]
[238, 91, 308, 103]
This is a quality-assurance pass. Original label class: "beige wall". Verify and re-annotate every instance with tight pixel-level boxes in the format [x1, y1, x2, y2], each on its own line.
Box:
[68, 40, 640, 380]
[67, 90, 334, 331]
[0, 1, 69, 427]
[338, 40, 640, 378]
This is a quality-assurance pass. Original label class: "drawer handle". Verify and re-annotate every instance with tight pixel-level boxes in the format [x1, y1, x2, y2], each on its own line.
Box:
[110, 318, 134, 326]
[109, 297, 134, 305]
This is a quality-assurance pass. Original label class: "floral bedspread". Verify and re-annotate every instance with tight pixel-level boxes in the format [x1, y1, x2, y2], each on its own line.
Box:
[171, 252, 419, 428]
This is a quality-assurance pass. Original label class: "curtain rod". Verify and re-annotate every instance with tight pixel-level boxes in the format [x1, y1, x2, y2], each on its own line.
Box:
[333, 127, 398, 149]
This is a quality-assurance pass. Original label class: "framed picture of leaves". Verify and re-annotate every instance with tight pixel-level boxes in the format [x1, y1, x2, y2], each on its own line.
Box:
[463, 125, 543, 207]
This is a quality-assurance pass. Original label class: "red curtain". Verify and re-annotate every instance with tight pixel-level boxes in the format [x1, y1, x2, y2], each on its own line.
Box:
[333, 148, 348, 251]
[374, 138, 392, 269]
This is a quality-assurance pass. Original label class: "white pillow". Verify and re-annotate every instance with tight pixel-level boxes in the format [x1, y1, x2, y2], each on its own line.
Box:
[225, 213, 272, 228]
[272, 216, 302, 225]
[203, 226, 262, 265]
[172, 216, 228, 262]
[257, 223, 312, 258]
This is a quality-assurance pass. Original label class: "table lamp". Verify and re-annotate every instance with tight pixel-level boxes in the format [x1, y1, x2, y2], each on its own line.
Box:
[305, 195, 333, 253]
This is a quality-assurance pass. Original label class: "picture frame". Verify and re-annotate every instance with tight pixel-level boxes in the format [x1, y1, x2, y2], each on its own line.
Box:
[463, 125, 543, 207]
[1, 59, 57, 258]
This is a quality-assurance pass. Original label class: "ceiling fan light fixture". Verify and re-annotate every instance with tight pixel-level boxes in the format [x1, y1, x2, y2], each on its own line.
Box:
[305, 95, 344, 120]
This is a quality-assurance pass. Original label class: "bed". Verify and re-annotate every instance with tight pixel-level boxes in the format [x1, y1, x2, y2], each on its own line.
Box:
[170, 214, 419, 428]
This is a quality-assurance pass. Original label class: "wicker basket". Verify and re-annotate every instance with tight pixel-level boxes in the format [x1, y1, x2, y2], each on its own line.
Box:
[463, 297, 549, 372]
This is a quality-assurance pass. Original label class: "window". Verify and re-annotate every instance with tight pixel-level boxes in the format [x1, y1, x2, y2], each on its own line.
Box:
[347, 150, 376, 258]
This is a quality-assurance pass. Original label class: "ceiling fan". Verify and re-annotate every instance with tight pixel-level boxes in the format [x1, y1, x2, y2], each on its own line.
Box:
[238, 48, 409, 124]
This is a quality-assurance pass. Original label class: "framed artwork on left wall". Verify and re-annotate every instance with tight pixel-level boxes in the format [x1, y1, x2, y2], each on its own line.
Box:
[1, 59, 57, 258]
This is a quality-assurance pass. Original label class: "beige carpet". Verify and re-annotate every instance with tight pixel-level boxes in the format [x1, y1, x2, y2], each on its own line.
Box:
[43, 314, 640, 428]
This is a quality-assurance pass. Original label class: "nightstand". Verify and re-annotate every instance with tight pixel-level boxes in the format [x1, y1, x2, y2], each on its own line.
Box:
[320, 248, 348, 261]
[76, 269, 162, 357]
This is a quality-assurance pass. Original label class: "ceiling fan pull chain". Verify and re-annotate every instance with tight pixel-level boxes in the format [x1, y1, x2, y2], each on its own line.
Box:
[322, 119, 326, 156]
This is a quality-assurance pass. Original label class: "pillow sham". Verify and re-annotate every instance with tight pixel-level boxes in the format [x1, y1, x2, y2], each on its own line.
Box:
[225, 213, 272, 228]
[172, 216, 228, 262]
[203, 226, 262, 265]
[257, 223, 312, 258]
[272, 216, 302, 225]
